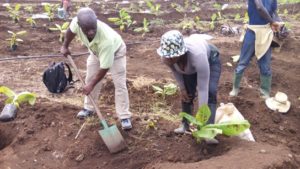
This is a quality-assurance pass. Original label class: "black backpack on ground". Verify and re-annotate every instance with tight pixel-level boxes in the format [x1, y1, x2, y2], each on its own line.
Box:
[42, 62, 73, 93]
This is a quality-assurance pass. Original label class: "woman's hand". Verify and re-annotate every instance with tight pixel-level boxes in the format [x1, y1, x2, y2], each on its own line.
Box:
[180, 88, 191, 103]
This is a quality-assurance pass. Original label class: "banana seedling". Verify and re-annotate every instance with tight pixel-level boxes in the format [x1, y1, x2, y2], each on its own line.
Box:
[43, 3, 59, 22]
[24, 5, 34, 14]
[210, 13, 217, 30]
[6, 30, 27, 51]
[171, 3, 185, 13]
[152, 83, 177, 100]
[134, 18, 150, 37]
[180, 105, 250, 143]
[0, 86, 37, 122]
[6, 3, 21, 23]
[145, 0, 161, 15]
[26, 17, 37, 28]
[49, 22, 70, 42]
[108, 9, 135, 32]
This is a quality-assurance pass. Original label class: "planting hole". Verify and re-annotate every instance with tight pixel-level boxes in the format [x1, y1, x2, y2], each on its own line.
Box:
[0, 125, 16, 150]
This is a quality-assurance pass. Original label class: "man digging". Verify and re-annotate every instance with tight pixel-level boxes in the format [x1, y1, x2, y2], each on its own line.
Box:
[60, 7, 132, 130]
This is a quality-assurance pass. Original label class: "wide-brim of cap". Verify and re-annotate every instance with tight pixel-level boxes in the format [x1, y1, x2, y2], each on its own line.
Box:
[265, 97, 291, 113]
[157, 47, 187, 58]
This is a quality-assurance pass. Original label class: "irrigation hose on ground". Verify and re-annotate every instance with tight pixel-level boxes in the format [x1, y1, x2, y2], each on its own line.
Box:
[0, 39, 160, 62]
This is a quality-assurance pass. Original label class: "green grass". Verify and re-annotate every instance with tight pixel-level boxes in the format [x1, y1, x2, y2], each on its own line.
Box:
[278, 0, 300, 4]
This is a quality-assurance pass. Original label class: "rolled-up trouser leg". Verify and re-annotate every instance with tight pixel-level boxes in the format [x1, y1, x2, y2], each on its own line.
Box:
[84, 54, 102, 111]
[110, 42, 131, 120]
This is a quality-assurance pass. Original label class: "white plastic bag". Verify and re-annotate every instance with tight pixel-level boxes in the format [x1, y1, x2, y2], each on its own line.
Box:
[215, 103, 255, 142]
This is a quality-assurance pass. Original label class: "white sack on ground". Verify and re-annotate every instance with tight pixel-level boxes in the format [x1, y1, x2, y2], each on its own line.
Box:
[215, 103, 255, 142]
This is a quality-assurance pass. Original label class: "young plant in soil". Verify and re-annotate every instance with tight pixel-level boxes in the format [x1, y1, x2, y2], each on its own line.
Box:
[24, 5, 34, 14]
[213, 3, 223, 20]
[152, 83, 177, 100]
[178, 15, 203, 33]
[6, 3, 21, 23]
[0, 86, 37, 122]
[43, 3, 59, 22]
[134, 18, 150, 37]
[210, 13, 217, 30]
[145, 0, 161, 15]
[26, 17, 37, 28]
[171, 1, 192, 13]
[49, 22, 70, 42]
[171, 3, 185, 13]
[108, 8, 135, 32]
[180, 105, 250, 143]
[5, 30, 27, 51]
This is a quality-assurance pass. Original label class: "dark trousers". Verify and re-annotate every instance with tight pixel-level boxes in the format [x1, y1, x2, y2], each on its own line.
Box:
[182, 48, 221, 125]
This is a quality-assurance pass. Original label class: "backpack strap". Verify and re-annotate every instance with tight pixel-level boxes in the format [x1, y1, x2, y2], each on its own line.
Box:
[64, 62, 73, 83]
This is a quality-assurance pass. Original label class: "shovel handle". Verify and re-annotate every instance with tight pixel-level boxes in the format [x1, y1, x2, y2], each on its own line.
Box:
[67, 55, 104, 120]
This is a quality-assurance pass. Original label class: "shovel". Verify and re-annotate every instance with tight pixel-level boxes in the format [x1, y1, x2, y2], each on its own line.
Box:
[67, 55, 127, 153]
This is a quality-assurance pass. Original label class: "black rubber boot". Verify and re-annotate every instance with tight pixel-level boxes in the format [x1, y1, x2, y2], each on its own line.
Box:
[207, 103, 216, 124]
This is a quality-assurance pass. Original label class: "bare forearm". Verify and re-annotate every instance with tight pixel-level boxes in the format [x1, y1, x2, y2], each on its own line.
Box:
[63, 28, 76, 48]
[89, 69, 109, 88]
[254, 0, 275, 24]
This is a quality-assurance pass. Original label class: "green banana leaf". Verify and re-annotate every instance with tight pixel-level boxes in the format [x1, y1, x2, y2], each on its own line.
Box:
[0, 86, 16, 98]
[14, 92, 37, 106]
[164, 83, 177, 96]
[192, 128, 222, 140]
[108, 17, 120, 22]
[196, 105, 211, 125]
[204, 120, 250, 136]
[180, 112, 203, 127]
[16, 30, 26, 35]
[61, 22, 70, 30]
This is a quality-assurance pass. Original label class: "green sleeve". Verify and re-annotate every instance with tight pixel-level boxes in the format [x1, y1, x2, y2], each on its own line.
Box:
[69, 17, 79, 34]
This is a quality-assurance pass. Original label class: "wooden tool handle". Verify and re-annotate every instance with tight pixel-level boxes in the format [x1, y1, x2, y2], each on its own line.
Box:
[67, 55, 104, 120]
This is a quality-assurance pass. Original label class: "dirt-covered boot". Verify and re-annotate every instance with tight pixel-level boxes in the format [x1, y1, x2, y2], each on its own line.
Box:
[260, 75, 272, 99]
[174, 122, 190, 134]
[229, 73, 243, 96]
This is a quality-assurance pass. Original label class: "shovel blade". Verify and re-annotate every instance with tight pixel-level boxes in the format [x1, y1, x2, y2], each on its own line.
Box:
[99, 124, 127, 153]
